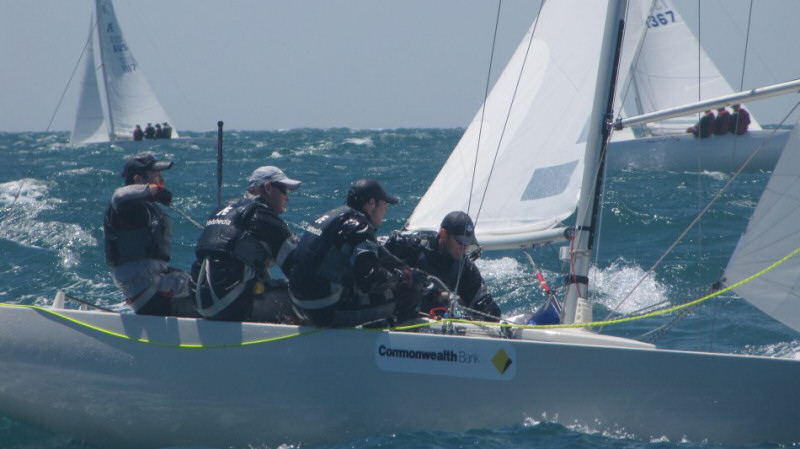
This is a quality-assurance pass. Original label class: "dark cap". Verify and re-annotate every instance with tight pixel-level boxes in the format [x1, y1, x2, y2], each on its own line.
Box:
[440, 211, 478, 246]
[121, 153, 173, 179]
[346, 178, 399, 209]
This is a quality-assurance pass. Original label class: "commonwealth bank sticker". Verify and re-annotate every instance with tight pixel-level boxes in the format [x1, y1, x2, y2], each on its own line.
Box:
[375, 332, 516, 380]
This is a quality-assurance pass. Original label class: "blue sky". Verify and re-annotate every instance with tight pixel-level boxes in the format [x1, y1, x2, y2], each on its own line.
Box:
[2, 0, 799, 132]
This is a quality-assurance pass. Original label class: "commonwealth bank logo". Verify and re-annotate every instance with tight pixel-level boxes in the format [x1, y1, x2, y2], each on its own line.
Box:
[491, 348, 513, 375]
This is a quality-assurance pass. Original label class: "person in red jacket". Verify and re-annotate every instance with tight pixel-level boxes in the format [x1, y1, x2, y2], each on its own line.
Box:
[731, 104, 751, 135]
[713, 107, 731, 135]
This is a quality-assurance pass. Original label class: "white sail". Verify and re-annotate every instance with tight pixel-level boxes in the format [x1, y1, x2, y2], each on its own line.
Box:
[406, 0, 610, 249]
[70, 20, 109, 145]
[618, 0, 761, 135]
[71, 0, 176, 145]
[724, 120, 800, 334]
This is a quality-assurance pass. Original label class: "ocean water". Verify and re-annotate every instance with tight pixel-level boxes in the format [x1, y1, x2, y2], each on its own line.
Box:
[0, 129, 798, 449]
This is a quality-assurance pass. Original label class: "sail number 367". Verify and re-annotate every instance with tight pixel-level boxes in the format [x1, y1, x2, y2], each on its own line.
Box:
[647, 11, 675, 28]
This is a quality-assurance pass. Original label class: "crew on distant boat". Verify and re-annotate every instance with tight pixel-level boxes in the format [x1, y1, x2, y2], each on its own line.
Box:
[383, 211, 501, 322]
[103, 153, 196, 317]
[193, 166, 302, 323]
[688, 110, 715, 138]
[133, 125, 144, 141]
[713, 107, 731, 135]
[289, 178, 424, 327]
[144, 123, 156, 139]
[731, 104, 751, 135]
[155, 123, 164, 139]
[162, 122, 173, 139]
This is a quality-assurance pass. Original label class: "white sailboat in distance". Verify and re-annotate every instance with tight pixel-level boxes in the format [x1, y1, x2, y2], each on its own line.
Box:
[70, 0, 177, 146]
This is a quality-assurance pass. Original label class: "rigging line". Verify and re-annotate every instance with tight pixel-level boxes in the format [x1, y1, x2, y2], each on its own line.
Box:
[736, 0, 755, 92]
[46, 13, 100, 133]
[466, 0, 503, 215]
[453, 0, 505, 300]
[599, 101, 800, 326]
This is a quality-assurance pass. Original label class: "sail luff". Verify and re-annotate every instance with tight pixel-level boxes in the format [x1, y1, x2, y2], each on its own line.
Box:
[96, 0, 115, 140]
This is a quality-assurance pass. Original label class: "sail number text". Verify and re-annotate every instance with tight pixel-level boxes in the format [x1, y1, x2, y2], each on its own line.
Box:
[647, 11, 675, 28]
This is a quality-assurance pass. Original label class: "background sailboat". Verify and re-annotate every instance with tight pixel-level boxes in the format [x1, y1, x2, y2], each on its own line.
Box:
[70, 0, 177, 146]
[606, 0, 789, 172]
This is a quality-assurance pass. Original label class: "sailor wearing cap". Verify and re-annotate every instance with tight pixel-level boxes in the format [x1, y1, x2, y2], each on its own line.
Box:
[383, 211, 501, 321]
[193, 166, 302, 322]
[289, 178, 422, 327]
[104, 153, 195, 316]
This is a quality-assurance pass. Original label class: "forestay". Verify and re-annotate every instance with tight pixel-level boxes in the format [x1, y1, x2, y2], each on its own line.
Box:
[724, 119, 800, 334]
[406, 1, 609, 249]
[616, 0, 761, 135]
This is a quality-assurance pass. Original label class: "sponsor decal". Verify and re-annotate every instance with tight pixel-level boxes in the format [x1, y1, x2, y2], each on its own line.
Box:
[375, 333, 516, 380]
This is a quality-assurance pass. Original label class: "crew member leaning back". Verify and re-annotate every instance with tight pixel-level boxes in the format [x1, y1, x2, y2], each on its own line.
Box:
[289, 178, 423, 327]
[103, 153, 195, 316]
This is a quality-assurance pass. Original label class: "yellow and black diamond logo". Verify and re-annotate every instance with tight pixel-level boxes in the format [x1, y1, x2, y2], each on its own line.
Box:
[491, 348, 512, 375]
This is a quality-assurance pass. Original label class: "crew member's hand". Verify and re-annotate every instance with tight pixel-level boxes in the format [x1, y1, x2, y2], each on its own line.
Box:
[150, 184, 172, 206]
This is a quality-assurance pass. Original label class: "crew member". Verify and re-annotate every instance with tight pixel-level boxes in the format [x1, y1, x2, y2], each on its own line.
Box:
[193, 166, 301, 322]
[383, 211, 501, 322]
[713, 107, 731, 135]
[104, 153, 194, 316]
[731, 104, 751, 135]
[289, 178, 423, 327]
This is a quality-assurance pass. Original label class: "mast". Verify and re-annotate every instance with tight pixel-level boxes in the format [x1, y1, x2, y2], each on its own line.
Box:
[562, 0, 628, 324]
[96, 0, 116, 141]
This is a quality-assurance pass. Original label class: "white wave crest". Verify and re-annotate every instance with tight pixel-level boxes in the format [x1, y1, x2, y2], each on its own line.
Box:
[589, 259, 668, 315]
[344, 137, 374, 147]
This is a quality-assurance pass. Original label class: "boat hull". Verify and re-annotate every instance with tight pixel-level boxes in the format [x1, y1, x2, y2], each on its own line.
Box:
[0, 305, 798, 447]
[607, 129, 789, 172]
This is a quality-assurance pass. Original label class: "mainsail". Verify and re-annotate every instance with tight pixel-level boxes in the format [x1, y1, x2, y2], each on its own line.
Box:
[617, 0, 761, 135]
[406, 0, 610, 249]
[724, 119, 800, 334]
[70, 0, 176, 145]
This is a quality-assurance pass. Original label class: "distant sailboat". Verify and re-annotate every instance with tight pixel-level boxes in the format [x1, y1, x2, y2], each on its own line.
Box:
[70, 0, 176, 146]
[606, 0, 789, 172]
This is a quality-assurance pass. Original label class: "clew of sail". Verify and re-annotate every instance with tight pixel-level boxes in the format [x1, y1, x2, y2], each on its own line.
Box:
[70, 19, 109, 145]
[724, 119, 800, 334]
[71, 0, 176, 145]
[406, 1, 609, 250]
[616, 0, 761, 136]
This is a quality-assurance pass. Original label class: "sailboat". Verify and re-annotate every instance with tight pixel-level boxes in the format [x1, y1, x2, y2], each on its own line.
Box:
[70, 0, 177, 146]
[1, 1, 800, 447]
[606, 0, 790, 172]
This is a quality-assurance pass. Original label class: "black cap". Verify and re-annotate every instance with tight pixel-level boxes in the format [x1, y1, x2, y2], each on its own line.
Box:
[440, 211, 478, 246]
[121, 153, 173, 179]
[346, 178, 399, 209]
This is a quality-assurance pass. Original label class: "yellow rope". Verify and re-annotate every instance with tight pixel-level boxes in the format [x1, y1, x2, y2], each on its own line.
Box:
[3, 245, 798, 345]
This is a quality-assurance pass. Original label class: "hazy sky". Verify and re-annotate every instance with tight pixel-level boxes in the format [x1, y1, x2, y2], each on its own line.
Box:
[2, 0, 800, 133]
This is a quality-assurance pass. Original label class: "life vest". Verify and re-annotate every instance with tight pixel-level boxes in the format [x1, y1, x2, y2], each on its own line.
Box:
[104, 202, 172, 268]
[193, 198, 275, 319]
[195, 198, 273, 272]
[289, 206, 367, 318]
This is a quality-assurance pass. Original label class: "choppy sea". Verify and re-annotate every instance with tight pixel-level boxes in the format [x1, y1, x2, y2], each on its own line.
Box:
[0, 129, 798, 449]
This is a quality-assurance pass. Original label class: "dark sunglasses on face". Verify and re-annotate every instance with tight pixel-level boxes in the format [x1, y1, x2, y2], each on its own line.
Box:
[270, 183, 288, 195]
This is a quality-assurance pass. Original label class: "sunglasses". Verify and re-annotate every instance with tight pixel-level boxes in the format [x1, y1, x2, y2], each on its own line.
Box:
[270, 183, 288, 195]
